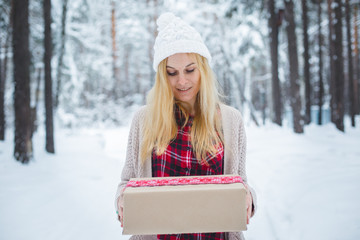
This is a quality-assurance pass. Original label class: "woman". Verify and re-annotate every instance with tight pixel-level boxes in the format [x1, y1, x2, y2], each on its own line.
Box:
[115, 12, 256, 240]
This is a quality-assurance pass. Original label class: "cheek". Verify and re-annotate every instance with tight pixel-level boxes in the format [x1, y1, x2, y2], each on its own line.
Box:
[168, 78, 176, 88]
[193, 75, 201, 90]
[168, 79, 178, 93]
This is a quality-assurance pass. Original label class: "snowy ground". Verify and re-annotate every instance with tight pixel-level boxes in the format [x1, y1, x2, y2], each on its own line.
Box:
[1, 118, 360, 240]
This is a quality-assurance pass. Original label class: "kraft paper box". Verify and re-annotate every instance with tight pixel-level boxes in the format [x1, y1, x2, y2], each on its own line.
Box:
[122, 175, 247, 235]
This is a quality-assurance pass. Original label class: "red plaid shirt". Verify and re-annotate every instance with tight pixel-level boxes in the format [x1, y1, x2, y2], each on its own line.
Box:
[152, 105, 225, 240]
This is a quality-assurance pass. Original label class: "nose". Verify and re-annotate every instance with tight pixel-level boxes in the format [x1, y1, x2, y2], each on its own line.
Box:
[177, 72, 187, 85]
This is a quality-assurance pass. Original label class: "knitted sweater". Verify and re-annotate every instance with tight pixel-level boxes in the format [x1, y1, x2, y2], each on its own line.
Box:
[115, 104, 257, 240]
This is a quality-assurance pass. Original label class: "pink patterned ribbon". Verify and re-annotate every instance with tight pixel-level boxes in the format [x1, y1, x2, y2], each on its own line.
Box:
[125, 175, 243, 188]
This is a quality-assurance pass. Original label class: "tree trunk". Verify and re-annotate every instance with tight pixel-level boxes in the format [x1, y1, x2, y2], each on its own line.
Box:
[284, 0, 304, 134]
[268, 0, 282, 126]
[345, 0, 355, 127]
[353, 4, 359, 114]
[44, 0, 55, 153]
[318, 0, 324, 125]
[12, 0, 32, 163]
[55, 0, 68, 109]
[0, 6, 11, 141]
[111, 0, 120, 98]
[0, 37, 4, 140]
[327, 0, 336, 123]
[332, 0, 345, 131]
[301, 0, 311, 124]
[31, 67, 42, 137]
[147, 0, 157, 94]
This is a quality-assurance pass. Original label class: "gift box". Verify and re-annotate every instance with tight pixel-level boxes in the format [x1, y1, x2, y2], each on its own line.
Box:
[122, 175, 247, 235]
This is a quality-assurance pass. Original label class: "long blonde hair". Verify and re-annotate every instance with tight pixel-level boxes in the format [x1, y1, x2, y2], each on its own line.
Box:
[141, 53, 223, 163]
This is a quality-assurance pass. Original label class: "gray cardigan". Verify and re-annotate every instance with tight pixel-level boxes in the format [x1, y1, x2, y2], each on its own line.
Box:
[115, 104, 257, 240]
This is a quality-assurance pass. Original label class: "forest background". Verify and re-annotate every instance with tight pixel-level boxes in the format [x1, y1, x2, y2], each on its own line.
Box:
[1, 1, 360, 240]
[0, 0, 359, 160]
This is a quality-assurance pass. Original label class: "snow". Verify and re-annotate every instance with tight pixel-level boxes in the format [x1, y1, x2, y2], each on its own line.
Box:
[1, 117, 360, 240]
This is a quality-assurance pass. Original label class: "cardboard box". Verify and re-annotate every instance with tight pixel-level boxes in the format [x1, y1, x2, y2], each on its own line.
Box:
[123, 175, 247, 235]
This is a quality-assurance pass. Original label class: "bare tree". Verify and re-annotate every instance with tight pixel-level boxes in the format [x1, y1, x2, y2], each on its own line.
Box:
[284, 0, 304, 133]
[44, 0, 55, 153]
[12, 0, 32, 162]
[268, 0, 282, 126]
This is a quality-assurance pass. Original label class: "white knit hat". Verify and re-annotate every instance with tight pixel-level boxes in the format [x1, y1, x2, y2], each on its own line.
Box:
[153, 12, 212, 72]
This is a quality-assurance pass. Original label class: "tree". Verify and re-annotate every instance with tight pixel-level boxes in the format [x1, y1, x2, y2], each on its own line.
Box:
[327, 0, 336, 123]
[345, 0, 355, 127]
[317, 0, 324, 125]
[146, 0, 158, 88]
[55, 0, 68, 109]
[331, 0, 345, 131]
[301, 0, 311, 124]
[0, 1, 11, 140]
[284, 0, 304, 133]
[0, 37, 4, 140]
[111, 0, 120, 98]
[268, 0, 282, 126]
[353, 4, 359, 115]
[12, 0, 32, 163]
[44, 0, 55, 153]
[0, 37, 3, 140]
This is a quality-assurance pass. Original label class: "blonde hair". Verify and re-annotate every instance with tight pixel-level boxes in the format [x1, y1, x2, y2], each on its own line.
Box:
[141, 53, 223, 163]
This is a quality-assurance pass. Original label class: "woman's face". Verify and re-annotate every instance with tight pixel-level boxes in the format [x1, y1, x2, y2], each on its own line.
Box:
[166, 53, 201, 110]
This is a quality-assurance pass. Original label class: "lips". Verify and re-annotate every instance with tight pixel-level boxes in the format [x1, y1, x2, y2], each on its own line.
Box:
[177, 87, 192, 92]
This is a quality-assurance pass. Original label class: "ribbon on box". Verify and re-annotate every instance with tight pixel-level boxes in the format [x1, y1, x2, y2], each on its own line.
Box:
[125, 175, 243, 188]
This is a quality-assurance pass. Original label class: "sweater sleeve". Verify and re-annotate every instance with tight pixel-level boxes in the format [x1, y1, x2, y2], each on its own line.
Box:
[237, 112, 257, 217]
[114, 108, 143, 213]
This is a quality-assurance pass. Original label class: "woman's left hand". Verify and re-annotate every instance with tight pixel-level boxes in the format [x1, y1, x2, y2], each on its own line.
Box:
[244, 183, 253, 224]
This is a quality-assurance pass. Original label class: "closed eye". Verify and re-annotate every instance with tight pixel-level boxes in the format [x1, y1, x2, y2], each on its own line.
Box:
[167, 71, 177, 76]
[186, 69, 195, 73]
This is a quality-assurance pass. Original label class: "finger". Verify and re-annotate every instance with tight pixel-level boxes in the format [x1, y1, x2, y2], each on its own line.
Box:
[118, 215, 123, 227]
[120, 207, 124, 227]
[247, 203, 251, 224]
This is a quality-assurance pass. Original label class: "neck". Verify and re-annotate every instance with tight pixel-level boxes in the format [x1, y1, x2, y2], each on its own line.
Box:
[176, 101, 196, 116]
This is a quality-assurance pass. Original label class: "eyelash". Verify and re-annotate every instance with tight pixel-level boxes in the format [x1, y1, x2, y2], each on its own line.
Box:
[167, 69, 195, 76]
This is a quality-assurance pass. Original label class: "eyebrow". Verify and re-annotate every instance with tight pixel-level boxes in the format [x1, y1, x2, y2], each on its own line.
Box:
[166, 63, 195, 69]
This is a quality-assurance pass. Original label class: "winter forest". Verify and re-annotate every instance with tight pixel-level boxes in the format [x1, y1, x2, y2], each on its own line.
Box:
[0, 0, 359, 161]
[1, 0, 360, 240]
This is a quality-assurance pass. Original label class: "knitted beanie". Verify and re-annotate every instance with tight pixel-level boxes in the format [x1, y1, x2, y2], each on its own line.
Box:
[153, 12, 212, 72]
